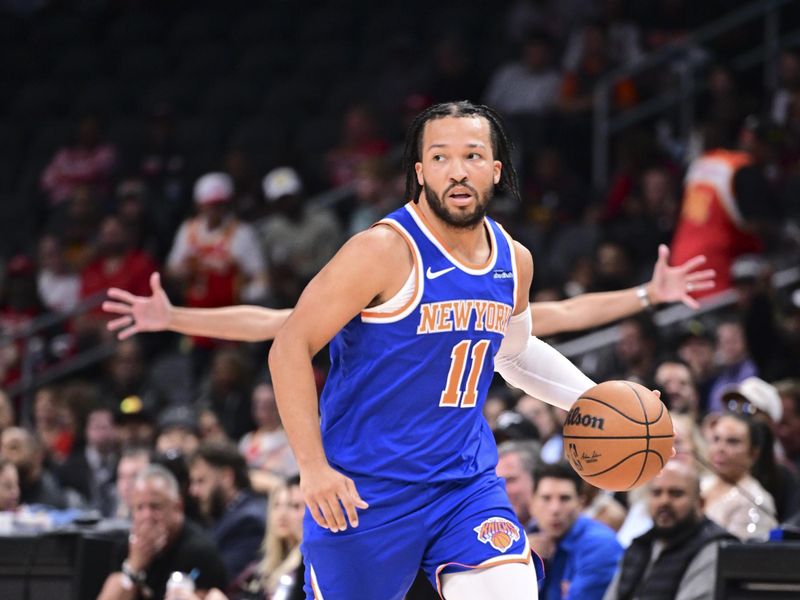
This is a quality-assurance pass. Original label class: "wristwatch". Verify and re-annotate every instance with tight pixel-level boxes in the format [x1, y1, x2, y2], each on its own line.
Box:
[635, 285, 652, 309]
[121, 560, 147, 588]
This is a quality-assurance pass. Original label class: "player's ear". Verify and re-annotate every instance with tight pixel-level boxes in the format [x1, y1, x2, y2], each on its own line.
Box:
[493, 160, 502, 185]
[415, 162, 424, 186]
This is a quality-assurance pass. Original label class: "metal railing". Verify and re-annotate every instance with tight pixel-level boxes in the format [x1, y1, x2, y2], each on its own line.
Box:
[592, 0, 794, 190]
[2, 293, 111, 400]
[555, 265, 800, 360]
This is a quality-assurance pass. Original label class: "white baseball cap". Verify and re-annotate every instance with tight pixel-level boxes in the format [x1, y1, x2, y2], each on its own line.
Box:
[194, 172, 233, 205]
[721, 376, 783, 422]
[262, 167, 302, 202]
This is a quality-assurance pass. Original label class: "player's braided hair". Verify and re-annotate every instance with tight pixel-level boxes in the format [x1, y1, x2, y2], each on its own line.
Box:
[403, 101, 521, 204]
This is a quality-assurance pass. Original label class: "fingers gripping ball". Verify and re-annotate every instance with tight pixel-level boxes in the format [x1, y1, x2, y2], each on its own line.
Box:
[563, 381, 673, 491]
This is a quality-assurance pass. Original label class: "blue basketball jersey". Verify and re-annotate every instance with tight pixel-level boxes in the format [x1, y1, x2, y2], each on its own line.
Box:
[319, 202, 518, 482]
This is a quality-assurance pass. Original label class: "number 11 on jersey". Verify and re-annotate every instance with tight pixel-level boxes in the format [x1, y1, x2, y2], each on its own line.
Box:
[440, 339, 490, 408]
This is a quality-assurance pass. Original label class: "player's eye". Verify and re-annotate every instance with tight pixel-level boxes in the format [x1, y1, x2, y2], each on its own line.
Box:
[432, 154, 445, 162]
[467, 152, 481, 160]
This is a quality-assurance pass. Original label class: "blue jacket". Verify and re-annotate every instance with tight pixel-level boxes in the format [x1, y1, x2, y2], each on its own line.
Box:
[541, 516, 623, 600]
[211, 491, 267, 581]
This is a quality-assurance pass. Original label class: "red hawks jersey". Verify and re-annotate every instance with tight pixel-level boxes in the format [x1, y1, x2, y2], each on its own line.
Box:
[671, 150, 763, 296]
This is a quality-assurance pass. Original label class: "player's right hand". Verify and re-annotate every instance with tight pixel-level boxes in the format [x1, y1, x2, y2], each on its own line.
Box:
[300, 462, 369, 532]
[103, 272, 172, 340]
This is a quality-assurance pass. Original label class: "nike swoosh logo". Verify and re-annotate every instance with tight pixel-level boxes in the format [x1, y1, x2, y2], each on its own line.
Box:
[426, 266, 456, 280]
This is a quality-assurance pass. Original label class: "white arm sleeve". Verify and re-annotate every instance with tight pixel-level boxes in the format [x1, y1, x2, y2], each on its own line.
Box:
[495, 309, 595, 411]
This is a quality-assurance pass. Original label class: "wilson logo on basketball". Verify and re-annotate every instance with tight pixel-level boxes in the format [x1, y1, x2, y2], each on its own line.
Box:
[566, 406, 605, 430]
[474, 517, 520, 553]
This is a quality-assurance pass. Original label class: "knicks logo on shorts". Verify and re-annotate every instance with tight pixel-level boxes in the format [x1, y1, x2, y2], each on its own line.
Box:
[473, 517, 520, 553]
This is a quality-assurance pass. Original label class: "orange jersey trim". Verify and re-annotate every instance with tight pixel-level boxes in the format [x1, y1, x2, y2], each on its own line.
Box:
[408, 202, 496, 272]
[360, 220, 421, 320]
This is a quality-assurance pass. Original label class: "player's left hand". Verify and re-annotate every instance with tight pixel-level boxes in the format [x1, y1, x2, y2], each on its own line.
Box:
[647, 244, 716, 309]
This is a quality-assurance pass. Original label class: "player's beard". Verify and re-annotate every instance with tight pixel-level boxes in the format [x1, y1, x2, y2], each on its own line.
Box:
[424, 181, 493, 230]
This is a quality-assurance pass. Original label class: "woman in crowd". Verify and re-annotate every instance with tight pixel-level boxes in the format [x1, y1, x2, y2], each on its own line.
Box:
[702, 412, 778, 540]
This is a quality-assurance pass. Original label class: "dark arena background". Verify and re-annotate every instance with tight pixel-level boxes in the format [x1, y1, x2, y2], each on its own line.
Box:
[1, 0, 800, 599]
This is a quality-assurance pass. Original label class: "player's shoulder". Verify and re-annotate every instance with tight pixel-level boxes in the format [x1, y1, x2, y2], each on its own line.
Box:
[337, 223, 411, 265]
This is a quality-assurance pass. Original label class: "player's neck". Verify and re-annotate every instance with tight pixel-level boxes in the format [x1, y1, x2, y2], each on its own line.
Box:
[415, 196, 490, 264]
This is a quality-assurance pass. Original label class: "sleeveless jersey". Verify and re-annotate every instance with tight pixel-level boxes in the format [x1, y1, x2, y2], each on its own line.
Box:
[319, 202, 518, 483]
[671, 150, 762, 296]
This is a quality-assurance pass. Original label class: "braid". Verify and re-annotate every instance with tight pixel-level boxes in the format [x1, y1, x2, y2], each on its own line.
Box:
[402, 101, 520, 204]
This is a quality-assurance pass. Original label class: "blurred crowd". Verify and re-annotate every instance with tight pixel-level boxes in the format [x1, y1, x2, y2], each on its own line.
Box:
[0, 0, 799, 599]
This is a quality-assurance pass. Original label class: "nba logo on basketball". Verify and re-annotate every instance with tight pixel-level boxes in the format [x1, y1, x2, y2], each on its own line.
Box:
[474, 517, 520, 552]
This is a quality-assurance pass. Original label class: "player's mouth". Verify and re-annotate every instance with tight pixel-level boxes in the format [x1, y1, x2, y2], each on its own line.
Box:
[448, 189, 474, 206]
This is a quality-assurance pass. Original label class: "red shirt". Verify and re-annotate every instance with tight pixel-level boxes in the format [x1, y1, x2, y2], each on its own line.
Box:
[80, 250, 157, 313]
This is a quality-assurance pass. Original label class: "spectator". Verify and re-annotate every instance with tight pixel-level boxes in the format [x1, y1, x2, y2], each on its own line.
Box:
[57, 405, 119, 516]
[557, 20, 637, 176]
[670, 117, 780, 298]
[707, 319, 758, 413]
[702, 412, 778, 540]
[0, 458, 20, 512]
[483, 32, 561, 119]
[36, 234, 80, 315]
[530, 462, 623, 600]
[654, 359, 700, 419]
[77, 214, 157, 343]
[135, 103, 187, 202]
[675, 322, 718, 411]
[581, 483, 627, 532]
[515, 395, 564, 464]
[166, 172, 267, 369]
[348, 158, 401, 236]
[776, 379, 800, 472]
[259, 167, 342, 306]
[0, 255, 43, 388]
[32, 385, 74, 464]
[156, 406, 200, 457]
[0, 426, 69, 508]
[496, 441, 540, 532]
[603, 461, 735, 600]
[100, 338, 165, 418]
[721, 379, 800, 521]
[197, 347, 255, 441]
[771, 49, 800, 126]
[114, 446, 150, 520]
[114, 397, 157, 450]
[240, 382, 298, 496]
[98, 465, 227, 600]
[114, 178, 168, 261]
[601, 316, 659, 384]
[563, 3, 643, 70]
[199, 408, 230, 445]
[40, 114, 117, 207]
[325, 103, 389, 187]
[0, 390, 14, 432]
[188, 443, 266, 582]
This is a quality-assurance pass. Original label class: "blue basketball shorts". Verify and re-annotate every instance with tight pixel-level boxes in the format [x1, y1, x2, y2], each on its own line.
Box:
[302, 469, 544, 599]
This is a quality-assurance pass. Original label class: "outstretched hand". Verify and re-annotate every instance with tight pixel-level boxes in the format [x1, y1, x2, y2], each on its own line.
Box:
[648, 244, 716, 309]
[102, 272, 172, 340]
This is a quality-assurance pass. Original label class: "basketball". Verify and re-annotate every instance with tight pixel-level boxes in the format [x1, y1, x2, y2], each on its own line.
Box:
[562, 380, 674, 491]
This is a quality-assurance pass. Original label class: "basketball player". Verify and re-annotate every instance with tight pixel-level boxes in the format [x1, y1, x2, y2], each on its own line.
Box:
[103, 104, 705, 600]
[102, 246, 713, 342]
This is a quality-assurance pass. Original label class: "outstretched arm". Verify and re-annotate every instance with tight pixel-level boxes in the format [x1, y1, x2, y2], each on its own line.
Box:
[103, 272, 292, 342]
[530, 244, 715, 337]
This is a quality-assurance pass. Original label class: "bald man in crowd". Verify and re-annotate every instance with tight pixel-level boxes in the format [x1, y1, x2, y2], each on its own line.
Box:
[603, 461, 735, 600]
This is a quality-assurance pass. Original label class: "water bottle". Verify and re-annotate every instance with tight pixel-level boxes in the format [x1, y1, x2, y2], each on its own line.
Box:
[166, 571, 195, 595]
